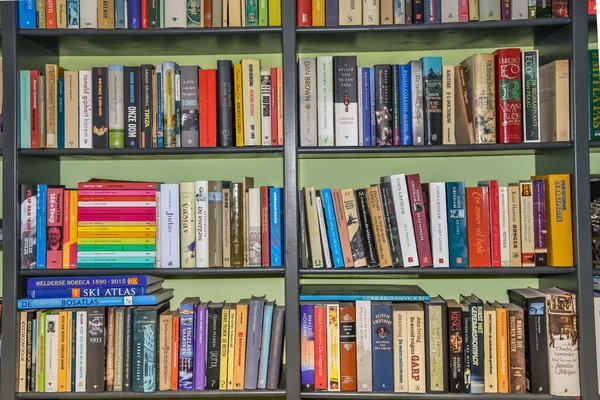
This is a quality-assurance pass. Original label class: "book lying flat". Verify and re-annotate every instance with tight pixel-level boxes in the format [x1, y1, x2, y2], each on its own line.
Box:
[26, 275, 164, 289]
[300, 284, 429, 301]
[18, 289, 173, 309]
[27, 282, 163, 299]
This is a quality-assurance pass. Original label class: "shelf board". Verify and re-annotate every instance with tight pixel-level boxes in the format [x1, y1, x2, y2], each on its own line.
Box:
[301, 393, 574, 400]
[16, 389, 286, 398]
[20, 267, 286, 278]
[18, 27, 282, 56]
[298, 142, 571, 158]
[18, 146, 283, 159]
[297, 18, 571, 53]
[299, 267, 575, 277]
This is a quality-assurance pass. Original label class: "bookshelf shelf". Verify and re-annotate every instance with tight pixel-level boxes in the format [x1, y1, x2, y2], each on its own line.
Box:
[19, 267, 286, 278]
[15, 390, 286, 398]
[300, 393, 574, 400]
[298, 267, 576, 277]
[18, 26, 283, 37]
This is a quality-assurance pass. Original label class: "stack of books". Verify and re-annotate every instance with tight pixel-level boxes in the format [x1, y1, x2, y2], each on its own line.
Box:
[19, 61, 283, 149]
[299, 284, 580, 396]
[18, 0, 282, 29]
[299, 51, 570, 147]
[299, 173, 573, 269]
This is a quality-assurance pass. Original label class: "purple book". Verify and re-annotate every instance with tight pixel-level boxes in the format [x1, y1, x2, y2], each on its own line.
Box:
[501, 0, 511, 20]
[532, 180, 547, 266]
[194, 302, 208, 390]
[325, 0, 338, 25]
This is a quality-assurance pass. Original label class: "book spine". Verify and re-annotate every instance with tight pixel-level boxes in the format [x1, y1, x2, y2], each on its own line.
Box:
[388, 175, 418, 266]
[425, 303, 447, 392]
[392, 307, 408, 392]
[98, 0, 115, 27]
[471, 301, 484, 394]
[519, 182, 535, 266]
[80, 0, 97, 27]
[63, 71, 78, 148]
[158, 311, 172, 391]
[355, 189, 378, 267]
[499, 187, 510, 266]
[21, 185, 37, 269]
[371, 304, 393, 392]
[448, 306, 463, 393]
[19, 0, 37, 28]
[178, 304, 195, 391]
[391, 65, 401, 146]
[180, 66, 199, 147]
[305, 188, 324, 268]
[543, 174, 572, 266]
[537, 0, 551, 17]
[46, 188, 64, 269]
[162, 63, 176, 148]
[199, 69, 218, 147]
[327, 303, 341, 391]
[244, 299, 264, 389]
[317, 197, 333, 269]
[413, 0, 423, 22]
[266, 307, 284, 389]
[78, 71, 92, 148]
[312, 0, 325, 25]
[462, 306, 471, 393]
[321, 189, 344, 267]
[233, 303, 249, 389]
[217, 61, 234, 147]
[248, 188, 261, 266]
[30, 71, 39, 148]
[242, 59, 261, 145]
[334, 56, 359, 146]
[127, 0, 142, 27]
[141, 65, 153, 148]
[361, 68, 371, 146]
[522, 50, 540, 142]
[325, 0, 339, 24]
[410, 60, 424, 145]
[234, 64, 244, 146]
[381, 0, 394, 23]
[299, 57, 318, 146]
[508, 307, 526, 393]
[116, 0, 127, 27]
[219, 307, 230, 389]
[408, 307, 425, 393]
[122, 308, 133, 391]
[86, 307, 105, 392]
[194, 305, 207, 390]
[195, 181, 209, 267]
[484, 308, 497, 392]
[74, 311, 86, 392]
[107, 65, 124, 148]
[442, 66, 455, 144]
[313, 305, 327, 389]
[44, 313, 59, 392]
[339, 304, 357, 391]
[366, 186, 392, 267]
[269, 187, 283, 266]
[500, 0, 510, 19]
[356, 300, 372, 392]
[532, 180, 547, 266]
[370, 67, 376, 146]
[179, 182, 196, 268]
[230, 183, 243, 266]
[105, 308, 115, 391]
[20, 71, 31, 148]
[422, 57, 443, 145]
[208, 181, 224, 267]
[406, 174, 432, 267]
[363, 0, 380, 24]
[399, 64, 412, 145]
[466, 187, 491, 267]
[488, 181, 501, 267]
[317, 56, 334, 146]
[261, 187, 271, 266]
[332, 190, 354, 267]
[270, 67, 278, 145]
[374, 65, 392, 146]
[92, 67, 109, 148]
[379, 183, 403, 267]
[46, 0, 57, 27]
[429, 183, 449, 267]
[207, 306, 222, 389]
[37, 0, 46, 28]
[495, 49, 522, 143]
[113, 309, 124, 391]
[160, 184, 180, 269]
[260, 71, 272, 145]
[508, 185, 522, 266]
[257, 304, 273, 389]
[496, 307, 509, 393]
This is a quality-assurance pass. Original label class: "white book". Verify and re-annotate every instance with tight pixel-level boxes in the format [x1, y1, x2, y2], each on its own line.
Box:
[326, 303, 341, 392]
[340, 0, 363, 25]
[78, 71, 93, 149]
[108, 65, 124, 148]
[159, 184, 180, 269]
[498, 186, 510, 266]
[155, 192, 161, 268]
[484, 304, 497, 393]
[195, 181, 209, 268]
[260, 71, 272, 146]
[316, 196, 333, 269]
[45, 312, 59, 393]
[442, 65, 455, 144]
[242, 59, 262, 145]
[165, 0, 186, 27]
[334, 57, 359, 146]
[180, 182, 196, 268]
[317, 56, 334, 146]
[358, 69, 364, 146]
[305, 188, 324, 269]
[80, 1, 97, 28]
[511, 0, 527, 19]
[393, 306, 408, 392]
[442, 0, 459, 22]
[363, 0, 379, 24]
[429, 183, 449, 268]
[75, 310, 87, 392]
[385, 174, 419, 267]
[248, 188, 262, 267]
[410, 60, 424, 145]
[356, 300, 373, 392]
[299, 57, 318, 146]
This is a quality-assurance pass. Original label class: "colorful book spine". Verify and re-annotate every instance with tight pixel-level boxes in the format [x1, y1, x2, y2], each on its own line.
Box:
[399, 64, 412, 145]
[301, 304, 315, 391]
[160, 184, 180, 269]
[270, 187, 283, 266]
[369, 66, 376, 146]
[532, 180, 547, 266]
[406, 174, 432, 267]
[374, 64, 392, 146]
[27, 275, 160, 289]
[257, 302, 274, 389]
[28, 286, 155, 298]
[21, 185, 37, 269]
[371, 302, 393, 392]
[391, 65, 401, 146]
[362, 68, 371, 147]
[421, 56, 443, 145]
[46, 187, 64, 269]
[18, 291, 172, 309]
[494, 48, 522, 143]
[327, 303, 340, 391]
[19, 0, 37, 27]
[194, 302, 208, 390]
[321, 189, 344, 268]
[522, 50, 540, 142]
[178, 299, 197, 390]
[466, 186, 491, 267]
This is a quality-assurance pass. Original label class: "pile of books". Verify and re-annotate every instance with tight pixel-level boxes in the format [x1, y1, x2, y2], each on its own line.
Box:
[20, 177, 285, 269]
[297, 0, 569, 26]
[299, 173, 573, 269]
[19, 0, 282, 29]
[17, 276, 285, 393]
[19, 61, 283, 149]
[300, 51, 569, 147]
[299, 284, 580, 396]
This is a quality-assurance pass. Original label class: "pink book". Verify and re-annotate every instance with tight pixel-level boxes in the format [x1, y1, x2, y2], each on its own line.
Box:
[46, 187, 64, 269]
[406, 174, 433, 267]
[78, 190, 156, 196]
[77, 214, 156, 221]
[459, 0, 469, 22]
[76, 207, 156, 214]
[479, 180, 501, 267]
[78, 181, 156, 190]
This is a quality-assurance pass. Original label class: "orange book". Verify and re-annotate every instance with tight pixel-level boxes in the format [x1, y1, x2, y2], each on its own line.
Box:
[494, 302, 509, 393]
[57, 310, 68, 391]
[204, 0, 213, 26]
[332, 189, 354, 268]
[77, 231, 156, 238]
[466, 186, 491, 267]
[233, 299, 250, 390]
[339, 303, 357, 391]
[199, 69, 218, 147]
[171, 310, 180, 391]
[46, 0, 57, 28]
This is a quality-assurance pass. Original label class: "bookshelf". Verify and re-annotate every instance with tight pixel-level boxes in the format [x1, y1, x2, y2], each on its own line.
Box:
[0, 2, 597, 400]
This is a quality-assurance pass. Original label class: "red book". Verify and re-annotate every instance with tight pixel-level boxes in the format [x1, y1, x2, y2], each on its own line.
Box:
[406, 174, 433, 267]
[78, 181, 157, 190]
[493, 48, 522, 144]
[553, 0, 568, 17]
[270, 67, 278, 146]
[46, 187, 64, 269]
[479, 180, 500, 267]
[78, 195, 156, 202]
[78, 207, 156, 214]
[141, 0, 149, 28]
[260, 186, 271, 267]
[297, 0, 312, 26]
[459, 0, 469, 22]
[46, 0, 57, 28]
[171, 311, 180, 391]
[199, 69, 217, 147]
[314, 304, 328, 390]
[30, 70, 39, 148]
[466, 187, 491, 267]
[590, 0, 596, 14]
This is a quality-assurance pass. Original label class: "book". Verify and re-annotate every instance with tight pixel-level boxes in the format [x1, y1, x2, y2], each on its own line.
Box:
[338, 303, 357, 391]
[483, 303, 497, 393]
[589, 50, 600, 140]
[422, 56, 443, 145]
[407, 302, 425, 393]
[179, 182, 196, 268]
[522, 50, 540, 142]
[27, 276, 163, 289]
[317, 56, 334, 146]
[424, 296, 448, 392]
[460, 54, 496, 143]
[460, 294, 484, 394]
[178, 297, 199, 391]
[374, 64, 392, 146]
[371, 302, 393, 392]
[466, 186, 491, 267]
[409, 60, 424, 145]
[107, 67, 124, 147]
[446, 299, 463, 393]
[538, 60, 570, 142]
[333, 56, 359, 146]
[494, 48, 522, 143]
[355, 188, 378, 267]
[327, 303, 340, 391]
[207, 302, 224, 389]
[241, 59, 261, 145]
[18, 289, 174, 309]
[300, 284, 429, 301]
[392, 303, 408, 392]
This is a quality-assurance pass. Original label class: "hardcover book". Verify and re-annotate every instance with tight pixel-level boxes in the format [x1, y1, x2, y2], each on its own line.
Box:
[407, 302, 425, 393]
[406, 174, 432, 267]
[446, 182, 468, 268]
[409, 60, 424, 145]
[519, 181, 535, 267]
[532, 180, 547, 266]
[494, 48, 522, 143]
[466, 186, 491, 267]
[392, 304, 408, 392]
[178, 297, 199, 390]
[460, 294, 484, 394]
[504, 303, 526, 393]
[446, 299, 464, 393]
[92, 67, 108, 148]
[424, 296, 448, 392]
[217, 60, 234, 147]
[317, 56, 334, 146]
[181, 66, 199, 147]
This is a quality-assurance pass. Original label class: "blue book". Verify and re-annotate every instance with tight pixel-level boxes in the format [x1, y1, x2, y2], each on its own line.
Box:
[362, 68, 371, 147]
[67, 0, 79, 28]
[127, 0, 142, 28]
[27, 285, 157, 299]
[434, 0, 441, 23]
[27, 275, 163, 290]
[115, 0, 126, 28]
[20, 71, 31, 149]
[156, 66, 164, 148]
[320, 189, 344, 268]
[178, 297, 199, 390]
[371, 302, 394, 392]
[57, 77, 65, 148]
[36, 184, 47, 269]
[17, 289, 174, 309]
[270, 187, 283, 267]
[300, 303, 315, 391]
[460, 294, 484, 394]
[394, 0, 404, 23]
[19, 0, 37, 28]
[424, 0, 432, 23]
[325, 0, 338, 25]
[257, 301, 275, 389]
[446, 182, 468, 267]
[399, 64, 412, 145]
[369, 67, 376, 146]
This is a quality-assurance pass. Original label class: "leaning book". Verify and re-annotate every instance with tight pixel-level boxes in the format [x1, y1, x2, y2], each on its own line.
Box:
[18, 289, 173, 309]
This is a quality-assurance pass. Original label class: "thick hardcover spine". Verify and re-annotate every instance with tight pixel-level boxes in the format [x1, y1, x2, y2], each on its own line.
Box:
[386, 175, 418, 266]
[334, 56, 359, 146]
[522, 50, 540, 142]
[422, 57, 443, 145]
[21, 185, 37, 269]
[180, 66, 199, 147]
[495, 48, 522, 143]
[339, 303, 357, 391]
[442, 65, 456, 144]
[448, 304, 463, 393]
[429, 183, 449, 267]
[532, 180, 547, 266]
[92, 67, 109, 148]
[217, 61, 234, 146]
[507, 305, 526, 393]
[127, 0, 142, 27]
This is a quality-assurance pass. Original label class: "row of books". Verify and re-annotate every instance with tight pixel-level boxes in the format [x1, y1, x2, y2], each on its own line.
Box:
[18, 0, 282, 29]
[20, 178, 285, 269]
[299, 51, 570, 147]
[19, 61, 283, 149]
[17, 276, 285, 393]
[299, 174, 573, 269]
[297, 0, 569, 27]
[298, 284, 580, 396]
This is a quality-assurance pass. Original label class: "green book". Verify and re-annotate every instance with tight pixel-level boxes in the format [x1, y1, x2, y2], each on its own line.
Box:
[149, 0, 161, 28]
[258, 0, 269, 26]
[246, 0, 258, 26]
[187, 0, 202, 27]
[20, 71, 31, 149]
[108, 65, 125, 148]
[589, 50, 600, 140]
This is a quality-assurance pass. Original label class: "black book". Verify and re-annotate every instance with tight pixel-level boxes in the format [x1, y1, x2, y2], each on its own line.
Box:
[379, 182, 403, 267]
[122, 306, 133, 392]
[181, 65, 199, 148]
[462, 303, 471, 394]
[217, 60, 234, 147]
[536, 0, 552, 18]
[405, 0, 413, 23]
[446, 299, 464, 393]
[207, 301, 224, 390]
[299, 189, 309, 269]
[460, 294, 483, 394]
[374, 65, 392, 146]
[266, 305, 285, 390]
[507, 288, 550, 394]
[423, 59, 443, 145]
[141, 64, 154, 148]
[355, 188, 379, 267]
[391, 65, 400, 146]
[25, 311, 33, 392]
[86, 306, 106, 392]
[92, 67, 109, 149]
[175, 64, 182, 147]
[413, 0, 424, 23]
[124, 66, 141, 148]
[300, 284, 429, 301]
[245, 295, 266, 389]
[424, 296, 448, 393]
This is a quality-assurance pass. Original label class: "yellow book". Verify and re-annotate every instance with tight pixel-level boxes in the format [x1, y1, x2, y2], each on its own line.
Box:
[312, 0, 325, 26]
[65, 312, 72, 391]
[57, 0, 67, 28]
[57, 311, 68, 392]
[469, 0, 479, 20]
[98, 0, 115, 28]
[77, 231, 156, 238]
[484, 304, 497, 393]
[78, 238, 156, 245]
[229, 0, 242, 26]
[234, 64, 244, 146]
[78, 226, 156, 232]
[45, 64, 65, 148]
[233, 300, 249, 390]
[268, 0, 281, 26]
[327, 303, 340, 391]
[227, 307, 237, 390]
[219, 305, 231, 390]
[531, 174, 573, 266]
[241, 59, 262, 146]
[493, 302, 509, 394]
